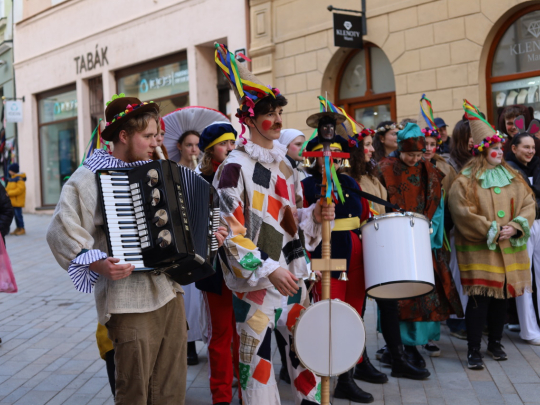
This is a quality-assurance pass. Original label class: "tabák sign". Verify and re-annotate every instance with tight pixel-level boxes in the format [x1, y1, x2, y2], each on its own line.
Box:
[333, 13, 363, 49]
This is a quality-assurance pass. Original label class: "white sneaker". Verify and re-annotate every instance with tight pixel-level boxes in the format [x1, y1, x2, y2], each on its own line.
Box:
[524, 338, 540, 345]
[508, 324, 521, 332]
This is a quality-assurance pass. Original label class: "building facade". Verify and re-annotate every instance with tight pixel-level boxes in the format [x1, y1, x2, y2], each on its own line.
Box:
[249, 0, 540, 138]
[13, 0, 247, 211]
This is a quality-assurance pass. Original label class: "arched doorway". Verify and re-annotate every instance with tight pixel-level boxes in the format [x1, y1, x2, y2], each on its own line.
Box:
[335, 43, 396, 129]
[486, 4, 540, 125]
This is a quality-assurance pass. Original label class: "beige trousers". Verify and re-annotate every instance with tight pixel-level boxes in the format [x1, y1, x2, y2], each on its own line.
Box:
[107, 293, 187, 405]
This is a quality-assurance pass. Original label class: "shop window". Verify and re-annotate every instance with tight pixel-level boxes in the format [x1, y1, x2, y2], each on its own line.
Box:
[89, 76, 104, 131]
[487, 5, 540, 125]
[336, 43, 396, 129]
[37, 85, 78, 206]
[116, 52, 189, 116]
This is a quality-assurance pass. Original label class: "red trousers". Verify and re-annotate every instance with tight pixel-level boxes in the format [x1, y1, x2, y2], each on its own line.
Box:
[313, 231, 366, 363]
[202, 281, 241, 404]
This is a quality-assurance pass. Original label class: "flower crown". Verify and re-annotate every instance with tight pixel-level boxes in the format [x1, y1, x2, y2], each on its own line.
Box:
[376, 123, 403, 133]
[104, 93, 155, 127]
[349, 127, 376, 147]
[472, 132, 506, 156]
[421, 128, 442, 145]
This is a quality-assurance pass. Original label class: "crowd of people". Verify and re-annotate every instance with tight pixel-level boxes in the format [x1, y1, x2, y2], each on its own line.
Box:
[44, 42, 540, 405]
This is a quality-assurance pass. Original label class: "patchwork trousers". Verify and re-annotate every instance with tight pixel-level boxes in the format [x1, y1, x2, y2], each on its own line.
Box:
[233, 279, 321, 405]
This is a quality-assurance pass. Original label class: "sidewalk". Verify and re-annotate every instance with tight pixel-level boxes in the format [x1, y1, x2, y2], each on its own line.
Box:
[1, 214, 540, 404]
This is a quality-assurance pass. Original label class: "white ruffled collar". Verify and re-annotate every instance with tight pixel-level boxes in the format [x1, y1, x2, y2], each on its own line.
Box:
[240, 139, 287, 164]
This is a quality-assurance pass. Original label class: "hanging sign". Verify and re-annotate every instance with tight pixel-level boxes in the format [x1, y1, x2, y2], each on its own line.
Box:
[5, 100, 23, 123]
[333, 13, 363, 49]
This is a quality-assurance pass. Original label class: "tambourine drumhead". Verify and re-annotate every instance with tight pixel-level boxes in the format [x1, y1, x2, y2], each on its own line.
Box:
[361, 212, 435, 300]
[293, 299, 365, 377]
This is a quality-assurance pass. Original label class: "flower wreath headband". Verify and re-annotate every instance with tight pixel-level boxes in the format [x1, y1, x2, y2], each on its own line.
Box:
[463, 99, 506, 156]
[104, 93, 156, 128]
[375, 123, 403, 133]
[419, 94, 442, 145]
[214, 43, 279, 144]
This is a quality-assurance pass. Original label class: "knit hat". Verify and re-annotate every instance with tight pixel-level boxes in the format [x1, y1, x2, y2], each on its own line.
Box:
[101, 94, 159, 141]
[397, 122, 426, 152]
[8, 163, 19, 173]
[199, 122, 237, 151]
[279, 129, 305, 147]
[463, 99, 505, 155]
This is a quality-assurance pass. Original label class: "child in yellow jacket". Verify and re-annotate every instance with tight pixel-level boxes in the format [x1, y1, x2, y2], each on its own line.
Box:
[6, 163, 26, 235]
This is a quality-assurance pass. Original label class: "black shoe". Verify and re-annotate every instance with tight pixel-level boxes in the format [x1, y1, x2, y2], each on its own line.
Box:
[279, 366, 291, 384]
[333, 369, 374, 403]
[214, 403, 229, 405]
[404, 345, 426, 369]
[379, 347, 392, 367]
[487, 341, 507, 361]
[353, 352, 388, 384]
[390, 346, 431, 380]
[187, 341, 199, 365]
[467, 347, 484, 370]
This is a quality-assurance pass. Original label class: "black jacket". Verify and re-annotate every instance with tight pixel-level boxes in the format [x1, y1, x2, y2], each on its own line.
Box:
[0, 183, 14, 240]
[506, 152, 540, 219]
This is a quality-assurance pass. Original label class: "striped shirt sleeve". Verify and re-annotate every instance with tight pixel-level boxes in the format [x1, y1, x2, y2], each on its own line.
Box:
[67, 249, 107, 293]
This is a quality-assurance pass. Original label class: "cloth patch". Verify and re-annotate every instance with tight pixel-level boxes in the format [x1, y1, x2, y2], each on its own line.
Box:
[232, 266, 246, 279]
[239, 362, 251, 390]
[288, 335, 300, 369]
[253, 162, 271, 189]
[315, 383, 321, 403]
[275, 176, 289, 201]
[220, 191, 237, 215]
[301, 400, 320, 405]
[253, 190, 265, 211]
[256, 328, 272, 361]
[231, 235, 257, 250]
[274, 327, 287, 350]
[246, 210, 263, 241]
[240, 330, 260, 364]
[280, 206, 297, 237]
[286, 304, 304, 331]
[225, 216, 247, 240]
[275, 307, 283, 325]
[257, 222, 284, 261]
[218, 163, 242, 189]
[279, 160, 293, 179]
[239, 252, 262, 271]
[236, 292, 245, 299]
[268, 195, 283, 221]
[246, 289, 267, 305]
[233, 295, 251, 322]
[282, 239, 305, 265]
[233, 205, 245, 226]
[294, 370, 317, 397]
[287, 287, 302, 305]
[247, 309, 270, 335]
[252, 358, 272, 385]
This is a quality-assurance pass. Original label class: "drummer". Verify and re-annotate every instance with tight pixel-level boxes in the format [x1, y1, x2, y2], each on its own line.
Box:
[378, 122, 463, 370]
[302, 134, 378, 403]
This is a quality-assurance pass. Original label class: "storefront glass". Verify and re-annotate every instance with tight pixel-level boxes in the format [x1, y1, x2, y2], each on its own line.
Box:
[489, 8, 540, 125]
[38, 88, 78, 206]
[118, 59, 189, 115]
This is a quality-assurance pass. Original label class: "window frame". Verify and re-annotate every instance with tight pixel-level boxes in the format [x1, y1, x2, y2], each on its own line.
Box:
[486, 4, 540, 123]
[335, 43, 397, 125]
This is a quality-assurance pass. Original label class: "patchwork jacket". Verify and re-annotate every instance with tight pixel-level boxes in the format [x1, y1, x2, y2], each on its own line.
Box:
[213, 140, 322, 293]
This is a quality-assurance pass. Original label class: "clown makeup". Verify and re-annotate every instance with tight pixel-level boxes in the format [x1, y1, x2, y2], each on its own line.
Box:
[287, 135, 306, 162]
[400, 151, 424, 167]
[485, 142, 503, 167]
[211, 139, 236, 163]
[423, 137, 438, 161]
[511, 136, 535, 166]
[363, 135, 375, 162]
[247, 107, 283, 147]
[468, 137, 474, 151]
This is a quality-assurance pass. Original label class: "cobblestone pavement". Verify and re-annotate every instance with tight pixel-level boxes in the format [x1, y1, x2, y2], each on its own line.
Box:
[1, 214, 540, 404]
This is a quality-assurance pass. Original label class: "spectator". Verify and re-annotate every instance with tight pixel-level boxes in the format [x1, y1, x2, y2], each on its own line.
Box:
[434, 117, 450, 155]
[498, 105, 540, 158]
[0, 182, 13, 243]
[6, 163, 26, 236]
[446, 120, 473, 173]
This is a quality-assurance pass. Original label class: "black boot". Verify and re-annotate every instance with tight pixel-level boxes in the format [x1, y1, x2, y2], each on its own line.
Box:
[404, 345, 426, 368]
[187, 341, 199, 365]
[390, 346, 430, 380]
[333, 369, 374, 403]
[353, 351, 388, 384]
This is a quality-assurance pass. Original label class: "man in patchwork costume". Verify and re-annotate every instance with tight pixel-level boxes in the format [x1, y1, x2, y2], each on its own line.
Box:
[213, 43, 334, 405]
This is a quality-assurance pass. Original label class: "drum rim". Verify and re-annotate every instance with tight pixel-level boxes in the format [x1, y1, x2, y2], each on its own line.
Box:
[293, 299, 366, 377]
[360, 211, 430, 230]
[366, 280, 435, 300]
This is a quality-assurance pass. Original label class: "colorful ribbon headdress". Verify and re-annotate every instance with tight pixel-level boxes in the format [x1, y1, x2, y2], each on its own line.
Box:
[462, 99, 505, 155]
[214, 43, 280, 144]
[418, 94, 441, 145]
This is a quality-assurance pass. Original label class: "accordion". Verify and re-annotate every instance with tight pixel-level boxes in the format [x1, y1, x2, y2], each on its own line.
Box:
[96, 160, 220, 285]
